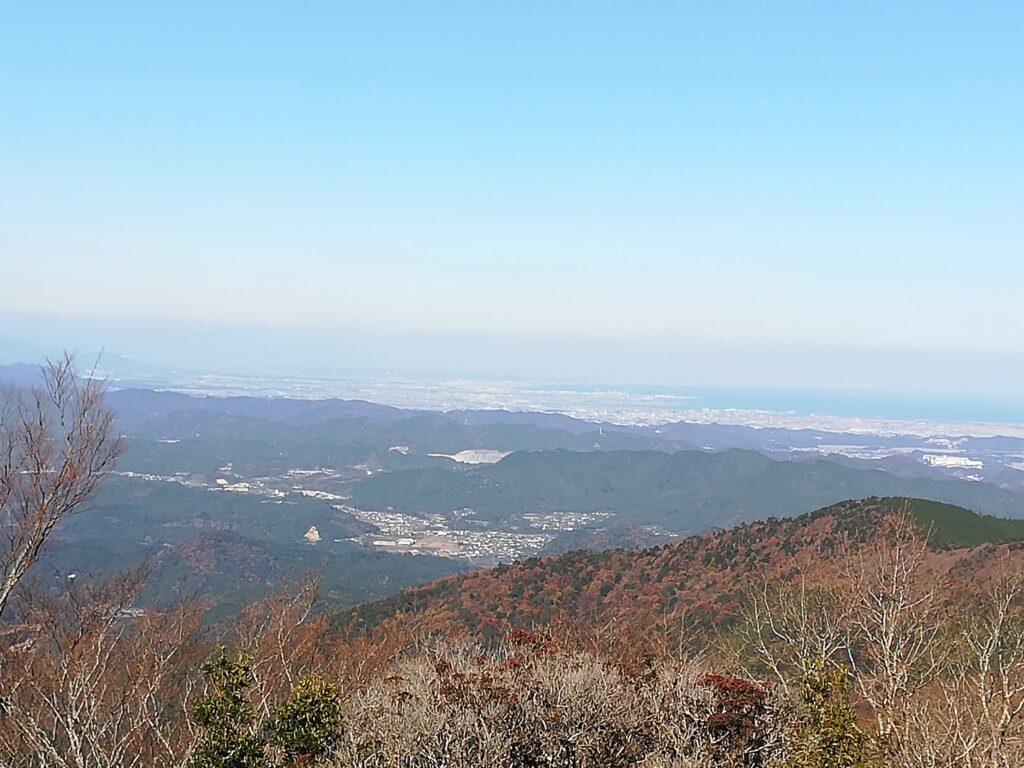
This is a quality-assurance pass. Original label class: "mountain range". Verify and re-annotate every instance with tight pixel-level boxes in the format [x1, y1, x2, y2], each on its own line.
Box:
[3, 372, 1021, 616]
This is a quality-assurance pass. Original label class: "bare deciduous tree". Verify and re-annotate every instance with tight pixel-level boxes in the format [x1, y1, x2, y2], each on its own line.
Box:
[235, 577, 326, 721]
[961, 564, 1024, 766]
[0, 570, 207, 768]
[898, 559, 1024, 768]
[844, 509, 946, 745]
[0, 354, 123, 620]
[746, 578, 853, 695]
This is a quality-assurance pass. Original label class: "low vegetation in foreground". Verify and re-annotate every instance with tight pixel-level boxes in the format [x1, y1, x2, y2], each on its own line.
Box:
[5, 500, 1024, 767]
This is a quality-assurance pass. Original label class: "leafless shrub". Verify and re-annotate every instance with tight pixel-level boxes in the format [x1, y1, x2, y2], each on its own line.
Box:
[0, 570, 206, 768]
[332, 634, 794, 768]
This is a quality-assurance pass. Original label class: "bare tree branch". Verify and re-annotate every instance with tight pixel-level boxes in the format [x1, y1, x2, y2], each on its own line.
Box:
[0, 353, 124, 621]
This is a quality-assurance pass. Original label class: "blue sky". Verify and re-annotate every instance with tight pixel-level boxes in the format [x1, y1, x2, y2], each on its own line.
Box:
[1, 2, 1022, 394]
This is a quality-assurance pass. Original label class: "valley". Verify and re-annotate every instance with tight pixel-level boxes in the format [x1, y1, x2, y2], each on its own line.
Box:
[13, 378, 1019, 614]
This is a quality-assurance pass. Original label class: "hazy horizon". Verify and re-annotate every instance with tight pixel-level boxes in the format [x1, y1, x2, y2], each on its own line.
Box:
[3, 3, 1022, 403]
[3, 317, 1024, 431]
[3, 310, 1023, 397]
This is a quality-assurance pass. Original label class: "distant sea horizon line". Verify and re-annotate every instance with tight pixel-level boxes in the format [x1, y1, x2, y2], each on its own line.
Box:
[102, 368, 1024, 439]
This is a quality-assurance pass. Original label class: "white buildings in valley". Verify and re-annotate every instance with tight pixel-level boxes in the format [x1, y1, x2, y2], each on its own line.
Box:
[923, 454, 984, 469]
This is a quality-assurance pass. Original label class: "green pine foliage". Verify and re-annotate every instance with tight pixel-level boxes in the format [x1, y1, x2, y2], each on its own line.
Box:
[190, 648, 268, 768]
[268, 676, 343, 766]
[787, 659, 874, 768]
[189, 652, 343, 768]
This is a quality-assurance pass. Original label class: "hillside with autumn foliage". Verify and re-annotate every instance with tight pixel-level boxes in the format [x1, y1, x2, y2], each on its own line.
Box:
[345, 497, 1024, 643]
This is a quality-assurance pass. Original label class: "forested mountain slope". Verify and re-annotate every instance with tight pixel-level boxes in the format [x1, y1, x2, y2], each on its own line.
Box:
[351, 449, 1024, 531]
[346, 498, 1024, 641]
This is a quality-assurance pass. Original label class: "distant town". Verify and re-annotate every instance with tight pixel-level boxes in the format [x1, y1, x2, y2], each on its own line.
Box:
[114, 461, 623, 564]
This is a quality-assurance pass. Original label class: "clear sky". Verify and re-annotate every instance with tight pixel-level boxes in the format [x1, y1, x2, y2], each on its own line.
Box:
[2, 2, 1022, 395]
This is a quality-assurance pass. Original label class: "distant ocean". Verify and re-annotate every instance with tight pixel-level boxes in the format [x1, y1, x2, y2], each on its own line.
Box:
[116, 369, 1024, 432]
